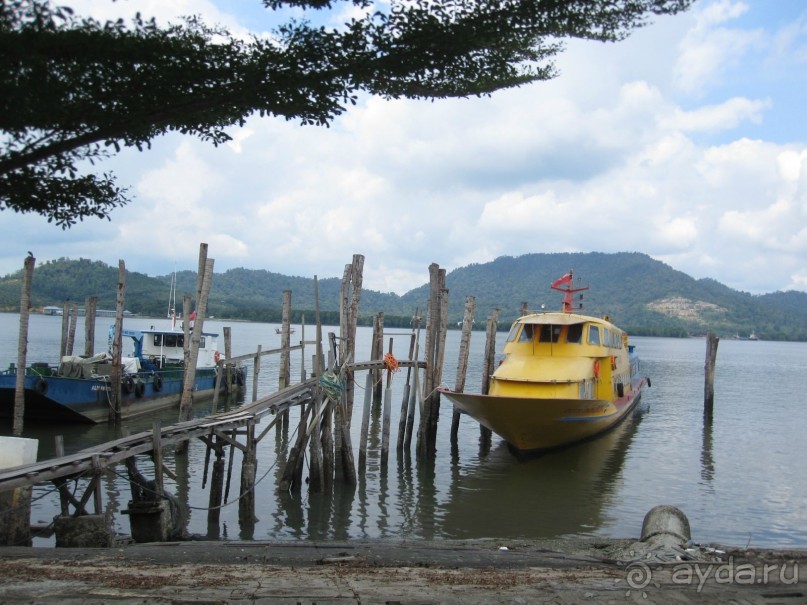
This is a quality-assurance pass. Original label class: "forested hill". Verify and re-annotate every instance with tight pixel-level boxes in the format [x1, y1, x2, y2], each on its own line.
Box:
[1, 253, 806, 340]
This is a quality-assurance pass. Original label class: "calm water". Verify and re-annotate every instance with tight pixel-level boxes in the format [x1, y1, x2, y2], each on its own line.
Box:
[1, 312, 806, 548]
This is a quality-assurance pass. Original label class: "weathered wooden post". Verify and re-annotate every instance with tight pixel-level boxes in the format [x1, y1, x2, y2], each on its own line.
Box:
[340, 254, 364, 420]
[417, 264, 448, 461]
[396, 329, 417, 451]
[280, 399, 312, 492]
[358, 372, 373, 470]
[278, 290, 292, 430]
[279, 290, 292, 389]
[520, 301, 529, 316]
[308, 276, 326, 492]
[450, 296, 476, 443]
[109, 260, 126, 424]
[182, 295, 191, 369]
[381, 337, 395, 467]
[13, 254, 35, 436]
[60, 299, 70, 358]
[403, 312, 422, 451]
[479, 309, 500, 448]
[126, 447, 170, 539]
[239, 420, 258, 526]
[206, 435, 226, 538]
[704, 331, 719, 418]
[84, 295, 97, 357]
[371, 312, 384, 407]
[178, 251, 214, 426]
[253, 345, 261, 403]
[223, 326, 233, 393]
[65, 303, 78, 356]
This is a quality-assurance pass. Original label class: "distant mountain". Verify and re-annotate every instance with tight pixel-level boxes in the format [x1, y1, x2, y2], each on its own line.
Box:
[2, 253, 806, 340]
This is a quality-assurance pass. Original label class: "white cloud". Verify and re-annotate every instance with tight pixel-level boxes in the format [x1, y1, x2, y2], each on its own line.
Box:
[2, 0, 807, 299]
[673, 0, 762, 95]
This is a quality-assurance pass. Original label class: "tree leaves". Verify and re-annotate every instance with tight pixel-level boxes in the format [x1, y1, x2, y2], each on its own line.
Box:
[1, 0, 692, 225]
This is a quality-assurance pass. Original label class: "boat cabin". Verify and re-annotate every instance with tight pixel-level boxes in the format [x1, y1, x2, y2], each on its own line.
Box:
[110, 326, 221, 369]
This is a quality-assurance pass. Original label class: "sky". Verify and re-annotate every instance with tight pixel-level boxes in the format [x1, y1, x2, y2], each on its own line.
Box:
[2, 0, 807, 296]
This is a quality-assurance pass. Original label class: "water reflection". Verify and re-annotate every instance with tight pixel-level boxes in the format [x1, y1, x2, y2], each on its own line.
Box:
[701, 413, 715, 485]
[438, 404, 646, 540]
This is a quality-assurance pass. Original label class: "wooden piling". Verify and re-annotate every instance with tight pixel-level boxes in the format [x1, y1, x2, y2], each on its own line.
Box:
[207, 436, 225, 535]
[279, 290, 292, 389]
[152, 422, 164, 498]
[253, 345, 262, 403]
[381, 338, 394, 467]
[372, 312, 384, 407]
[450, 296, 476, 443]
[520, 301, 529, 316]
[342, 254, 364, 420]
[479, 309, 500, 446]
[280, 396, 312, 492]
[223, 327, 233, 393]
[403, 313, 422, 451]
[13, 254, 35, 436]
[60, 300, 69, 358]
[179, 253, 214, 425]
[314, 275, 334, 493]
[239, 421, 258, 524]
[109, 260, 126, 424]
[84, 295, 97, 357]
[182, 295, 191, 369]
[704, 331, 719, 418]
[358, 372, 373, 470]
[396, 330, 417, 451]
[65, 303, 78, 356]
[417, 264, 448, 461]
[307, 392, 326, 493]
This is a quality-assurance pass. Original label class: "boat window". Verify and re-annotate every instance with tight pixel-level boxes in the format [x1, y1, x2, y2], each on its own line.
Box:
[518, 324, 533, 342]
[539, 324, 562, 343]
[162, 334, 184, 348]
[153, 334, 162, 346]
[506, 323, 520, 342]
[567, 324, 583, 344]
[588, 325, 601, 346]
[200, 336, 206, 348]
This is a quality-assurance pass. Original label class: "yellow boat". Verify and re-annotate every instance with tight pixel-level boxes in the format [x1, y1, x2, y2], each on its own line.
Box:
[441, 270, 649, 454]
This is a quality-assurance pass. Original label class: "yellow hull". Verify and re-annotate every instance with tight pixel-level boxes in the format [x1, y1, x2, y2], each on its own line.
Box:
[441, 382, 644, 452]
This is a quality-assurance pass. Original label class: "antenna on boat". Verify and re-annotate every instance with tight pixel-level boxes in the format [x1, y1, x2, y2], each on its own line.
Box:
[167, 267, 177, 328]
[550, 269, 589, 313]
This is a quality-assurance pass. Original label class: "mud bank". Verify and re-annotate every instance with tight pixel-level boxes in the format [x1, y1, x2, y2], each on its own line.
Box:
[0, 538, 804, 604]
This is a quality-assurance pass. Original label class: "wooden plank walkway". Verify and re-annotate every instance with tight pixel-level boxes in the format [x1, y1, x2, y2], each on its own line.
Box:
[0, 359, 424, 494]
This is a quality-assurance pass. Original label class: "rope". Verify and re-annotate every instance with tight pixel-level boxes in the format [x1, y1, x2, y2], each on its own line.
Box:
[319, 369, 344, 403]
[383, 352, 400, 374]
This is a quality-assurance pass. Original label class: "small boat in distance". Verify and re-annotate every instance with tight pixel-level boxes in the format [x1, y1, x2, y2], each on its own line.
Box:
[1, 322, 246, 424]
[440, 270, 649, 454]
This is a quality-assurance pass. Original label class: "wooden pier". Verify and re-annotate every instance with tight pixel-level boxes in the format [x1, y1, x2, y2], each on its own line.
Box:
[0, 252, 448, 547]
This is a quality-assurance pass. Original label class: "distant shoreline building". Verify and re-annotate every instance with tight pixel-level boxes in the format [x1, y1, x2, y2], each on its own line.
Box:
[38, 306, 133, 317]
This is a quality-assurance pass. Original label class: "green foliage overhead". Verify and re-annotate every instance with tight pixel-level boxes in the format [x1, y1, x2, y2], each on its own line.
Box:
[1, 0, 691, 225]
[1, 252, 806, 341]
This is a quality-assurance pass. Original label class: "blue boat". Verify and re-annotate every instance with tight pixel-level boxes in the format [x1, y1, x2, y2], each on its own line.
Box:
[0, 324, 246, 424]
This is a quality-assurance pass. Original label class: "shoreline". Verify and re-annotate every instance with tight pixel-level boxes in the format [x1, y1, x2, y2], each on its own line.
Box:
[1, 538, 804, 604]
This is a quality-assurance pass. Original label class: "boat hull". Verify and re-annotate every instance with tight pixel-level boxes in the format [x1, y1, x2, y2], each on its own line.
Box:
[441, 377, 646, 453]
[0, 367, 244, 424]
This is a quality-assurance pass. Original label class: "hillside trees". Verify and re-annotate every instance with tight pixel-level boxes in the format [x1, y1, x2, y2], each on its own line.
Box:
[1, 0, 691, 226]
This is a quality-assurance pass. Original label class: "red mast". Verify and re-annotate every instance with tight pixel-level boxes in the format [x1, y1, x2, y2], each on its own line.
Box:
[550, 270, 589, 313]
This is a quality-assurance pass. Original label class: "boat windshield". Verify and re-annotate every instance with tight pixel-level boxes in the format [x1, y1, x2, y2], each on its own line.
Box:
[518, 324, 534, 342]
[567, 323, 583, 344]
[539, 324, 562, 343]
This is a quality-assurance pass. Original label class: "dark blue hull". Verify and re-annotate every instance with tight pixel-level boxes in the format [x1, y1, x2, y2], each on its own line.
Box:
[0, 366, 245, 424]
